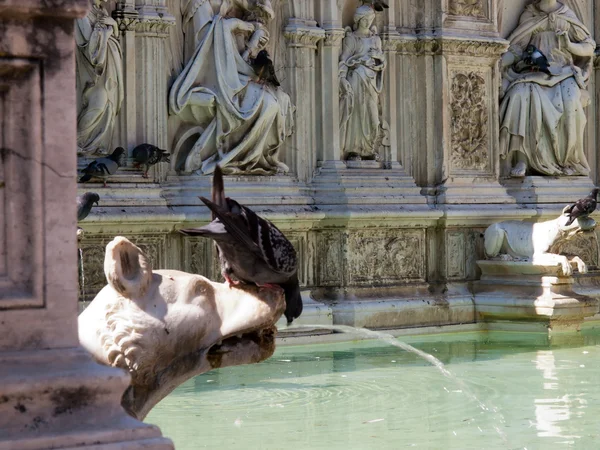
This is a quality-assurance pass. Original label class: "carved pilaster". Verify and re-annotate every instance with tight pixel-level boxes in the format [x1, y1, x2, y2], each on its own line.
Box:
[449, 70, 489, 173]
[284, 19, 325, 182]
[133, 3, 175, 180]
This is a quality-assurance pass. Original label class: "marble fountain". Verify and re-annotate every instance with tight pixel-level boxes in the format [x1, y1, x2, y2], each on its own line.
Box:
[4, 0, 600, 448]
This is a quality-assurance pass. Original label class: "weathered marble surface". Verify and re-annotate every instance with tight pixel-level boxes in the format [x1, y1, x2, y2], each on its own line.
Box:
[76, 0, 124, 155]
[0, 0, 172, 446]
[499, 0, 596, 177]
[168, 0, 294, 175]
[79, 237, 285, 419]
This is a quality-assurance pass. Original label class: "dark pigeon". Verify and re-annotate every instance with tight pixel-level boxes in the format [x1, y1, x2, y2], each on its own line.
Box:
[564, 188, 600, 226]
[79, 147, 126, 188]
[523, 44, 552, 76]
[250, 49, 280, 87]
[363, 0, 388, 11]
[77, 192, 100, 222]
[179, 166, 302, 325]
[132, 143, 171, 178]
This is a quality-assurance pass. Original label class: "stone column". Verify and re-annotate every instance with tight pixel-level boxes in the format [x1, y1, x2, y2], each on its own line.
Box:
[134, 1, 175, 181]
[113, 0, 140, 153]
[0, 0, 172, 447]
[315, 3, 345, 171]
[283, 14, 325, 183]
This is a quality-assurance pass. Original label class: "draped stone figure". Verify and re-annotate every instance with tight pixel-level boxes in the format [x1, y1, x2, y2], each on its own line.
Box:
[338, 5, 386, 161]
[168, 0, 295, 175]
[499, 0, 596, 177]
[76, 0, 124, 156]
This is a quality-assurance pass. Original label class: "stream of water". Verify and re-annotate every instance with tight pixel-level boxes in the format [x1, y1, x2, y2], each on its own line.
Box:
[288, 324, 510, 446]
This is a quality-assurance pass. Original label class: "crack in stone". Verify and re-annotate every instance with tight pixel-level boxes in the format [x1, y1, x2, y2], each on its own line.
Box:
[0, 147, 72, 179]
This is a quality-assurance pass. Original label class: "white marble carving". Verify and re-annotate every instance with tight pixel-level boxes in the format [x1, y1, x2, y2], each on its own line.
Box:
[76, 0, 124, 155]
[168, 0, 294, 175]
[483, 206, 596, 275]
[499, 0, 596, 177]
[339, 5, 386, 161]
[79, 236, 285, 420]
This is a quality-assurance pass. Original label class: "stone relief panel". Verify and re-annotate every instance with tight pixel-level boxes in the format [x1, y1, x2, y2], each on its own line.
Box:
[183, 237, 211, 277]
[315, 231, 345, 287]
[339, 4, 386, 162]
[499, 0, 595, 178]
[75, 0, 124, 156]
[449, 70, 489, 173]
[446, 232, 466, 280]
[168, 0, 295, 176]
[346, 230, 426, 286]
[78, 235, 166, 301]
[552, 232, 599, 268]
[448, 0, 485, 18]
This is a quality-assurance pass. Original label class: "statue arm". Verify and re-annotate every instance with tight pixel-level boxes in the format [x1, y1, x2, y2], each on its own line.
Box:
[560, 31, 595, 57]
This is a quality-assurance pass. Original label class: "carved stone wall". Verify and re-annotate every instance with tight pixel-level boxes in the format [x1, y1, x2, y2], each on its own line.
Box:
[449, 70, 489, 173]
[449, 0, 485, 18]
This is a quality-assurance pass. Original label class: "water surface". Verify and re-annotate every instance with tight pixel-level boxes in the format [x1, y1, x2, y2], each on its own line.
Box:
[148, 331, 600, 449]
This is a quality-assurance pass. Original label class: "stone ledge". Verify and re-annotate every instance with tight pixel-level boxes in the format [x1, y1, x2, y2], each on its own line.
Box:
[0, 347, 172, 449]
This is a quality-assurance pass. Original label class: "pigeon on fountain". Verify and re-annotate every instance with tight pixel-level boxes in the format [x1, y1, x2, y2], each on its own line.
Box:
[77, 192, 100, 222]
[250, 50, 280, 87]
[179, 166, 302, 325]
[132, 143, 171, 178]
[523, 44, 552, 76]
[78, 147, 126, 188]
[564, 188, 600, 226]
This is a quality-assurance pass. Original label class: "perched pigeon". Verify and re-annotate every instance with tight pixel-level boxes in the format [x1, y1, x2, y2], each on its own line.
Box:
[132, 143, 171, 178]
[523, 44, 552, 76]
[79, 147, 126, 188]
[77, 192, 100, 222]
[179, 166, 302, 325]
[250, 50, 280, 87]
[564, 188, 600, 226]
[364, 0, 389, 11]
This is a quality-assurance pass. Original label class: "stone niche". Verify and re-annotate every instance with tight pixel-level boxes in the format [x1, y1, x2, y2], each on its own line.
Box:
[76, 0, 600, 331]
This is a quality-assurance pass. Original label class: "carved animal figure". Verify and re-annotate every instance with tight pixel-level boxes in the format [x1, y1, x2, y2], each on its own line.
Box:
[250, 50, 280, 87]
[132, 143, 171, 178]
[78, 237, 284, 420]
[564, 188, 599, 226]
[483, 206, 596, 276]
[523, 44, 552, 76]
[179, 166, 302, 325]
[77, 192, 99, 221]
[79, 147, 126, 187]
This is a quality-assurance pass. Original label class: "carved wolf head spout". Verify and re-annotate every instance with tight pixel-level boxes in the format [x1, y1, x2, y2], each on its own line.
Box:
[79, 236, 285, 419]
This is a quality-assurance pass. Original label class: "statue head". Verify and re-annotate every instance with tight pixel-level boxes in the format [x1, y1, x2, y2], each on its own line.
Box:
[353, 5, 376, 31]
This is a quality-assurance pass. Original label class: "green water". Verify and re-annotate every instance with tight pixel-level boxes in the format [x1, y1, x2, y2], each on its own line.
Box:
[147, 331, 600, 449]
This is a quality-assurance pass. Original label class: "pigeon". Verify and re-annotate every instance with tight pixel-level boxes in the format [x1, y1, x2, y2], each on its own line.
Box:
[364, 0, 389, 11]
[523, 44, 552, 76]
[250, 49, 280, 87]
[79, 147, 126, 188]
[564, 188, 600, 226]
[179, 166, 302, 325]
[132, 143, 171, 178]
[77, 192, 100, 222]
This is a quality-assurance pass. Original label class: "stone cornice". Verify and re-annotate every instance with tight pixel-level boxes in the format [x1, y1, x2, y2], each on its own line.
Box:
[284, 20, 325, 49]
[385, 34, 508, 58]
